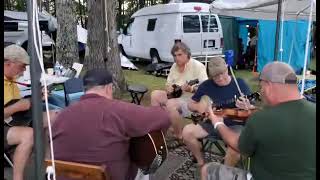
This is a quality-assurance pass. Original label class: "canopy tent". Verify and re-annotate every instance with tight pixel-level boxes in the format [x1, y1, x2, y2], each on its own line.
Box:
[209, 0, 316, 73]
[210, 0, 316, 21]
[4, 10, 88, 44]
[4, 10, 57, 32]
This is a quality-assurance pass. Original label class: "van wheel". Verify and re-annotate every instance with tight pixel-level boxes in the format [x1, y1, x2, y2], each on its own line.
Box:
[150, 50, 161, 64]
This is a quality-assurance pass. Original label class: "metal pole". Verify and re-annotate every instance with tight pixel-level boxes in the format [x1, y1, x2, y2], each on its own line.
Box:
[273, 0, 283, 61]
[27, 0, 45, 179]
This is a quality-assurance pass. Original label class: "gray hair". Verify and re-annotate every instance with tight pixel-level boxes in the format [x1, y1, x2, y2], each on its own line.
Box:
[4, 45, 30, 64]
[171, 41, 191, 59]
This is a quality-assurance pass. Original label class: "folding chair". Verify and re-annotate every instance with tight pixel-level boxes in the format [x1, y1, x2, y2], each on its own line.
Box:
[45, 159, 110, 180]
[201, 137, 226, 156]
[63, 78, 84, 106]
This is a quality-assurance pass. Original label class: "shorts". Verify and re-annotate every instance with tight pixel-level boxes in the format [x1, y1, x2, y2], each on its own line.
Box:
[176, 98, 192, 118]
[199, 120, 244, 140]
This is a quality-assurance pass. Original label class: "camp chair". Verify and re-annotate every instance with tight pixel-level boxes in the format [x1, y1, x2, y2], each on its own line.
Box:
[45, 159, 110, 180]
[63, 78, 84, 106]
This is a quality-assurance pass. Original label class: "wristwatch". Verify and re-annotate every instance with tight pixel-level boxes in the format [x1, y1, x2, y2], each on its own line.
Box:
[214, 122, 225, 129]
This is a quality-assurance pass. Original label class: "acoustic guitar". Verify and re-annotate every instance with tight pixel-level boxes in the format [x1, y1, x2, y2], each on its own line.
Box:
[167, 78, 199, 99]
[4, 98, 33, 127]
[129, 130, 168, 175]
[3, 81, 57, 127]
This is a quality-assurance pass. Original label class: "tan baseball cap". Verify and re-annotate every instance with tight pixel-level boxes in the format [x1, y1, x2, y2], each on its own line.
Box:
[207, 57, 228, 78]
[4, 45, 30, 65]
[259, 61, 297, 84]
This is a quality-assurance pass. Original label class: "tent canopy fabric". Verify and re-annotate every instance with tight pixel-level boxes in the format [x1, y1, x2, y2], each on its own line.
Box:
[257, 20, 311, 73]
[4, 10, 58, 32]
[4, 10, 88, 44]
[209, 0, 315, 74]
[210, 0, 316, 20]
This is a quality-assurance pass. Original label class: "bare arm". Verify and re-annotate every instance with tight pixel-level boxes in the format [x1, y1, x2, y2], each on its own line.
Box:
[207, 107, 240, 151]
[215, 125, 240, 152]
[4, 99, 31, 119]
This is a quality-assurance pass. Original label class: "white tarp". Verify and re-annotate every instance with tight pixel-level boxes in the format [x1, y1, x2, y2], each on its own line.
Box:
[210, 0, 316, 20]
[120, 53, 138, 70]
[77, 25, 87, 44]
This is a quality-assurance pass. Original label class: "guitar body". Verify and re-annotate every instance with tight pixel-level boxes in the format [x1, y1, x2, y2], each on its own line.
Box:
[4, 99, 32, 127]
[129, 130, 168, 174]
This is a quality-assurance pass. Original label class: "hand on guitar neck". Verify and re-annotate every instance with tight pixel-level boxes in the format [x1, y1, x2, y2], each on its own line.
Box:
[167, 79, 199, 99]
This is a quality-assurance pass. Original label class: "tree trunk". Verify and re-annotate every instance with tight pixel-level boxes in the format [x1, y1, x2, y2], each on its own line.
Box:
[84, 0, 126, 97]
[55, 0, 79, 68]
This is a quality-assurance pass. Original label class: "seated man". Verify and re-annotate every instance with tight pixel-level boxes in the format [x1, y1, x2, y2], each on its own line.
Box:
[202, 62, 316, 180]
[3, 45, 34, 180]
[182, 57, 254, 167]
[4, 45, 59, 180]
[4, 45, 59, 128]
[151, 42, 208, 138]
[52, 68, 171, 180]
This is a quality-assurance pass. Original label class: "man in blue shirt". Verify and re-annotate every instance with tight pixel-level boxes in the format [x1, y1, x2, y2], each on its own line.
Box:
[182, 57, 254, 167]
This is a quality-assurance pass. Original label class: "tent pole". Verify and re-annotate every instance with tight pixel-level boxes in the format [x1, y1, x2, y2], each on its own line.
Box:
[273, 0, 283, 61]
[27, 0, 46, 179]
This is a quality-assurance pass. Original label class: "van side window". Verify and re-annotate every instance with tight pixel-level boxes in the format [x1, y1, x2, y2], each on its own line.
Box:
[201, 15, 218, 32]
[147, 18, 157, 31]
[183, 15, 200, 33]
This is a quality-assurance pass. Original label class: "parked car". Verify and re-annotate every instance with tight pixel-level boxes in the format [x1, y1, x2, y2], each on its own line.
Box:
[118, 2, 224, 63]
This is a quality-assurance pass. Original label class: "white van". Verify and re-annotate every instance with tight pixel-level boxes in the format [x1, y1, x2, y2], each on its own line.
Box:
[118, 2, 224, 63]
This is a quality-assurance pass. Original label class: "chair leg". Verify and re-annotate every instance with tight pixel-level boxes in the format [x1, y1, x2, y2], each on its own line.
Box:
[4, 153, 14, 168]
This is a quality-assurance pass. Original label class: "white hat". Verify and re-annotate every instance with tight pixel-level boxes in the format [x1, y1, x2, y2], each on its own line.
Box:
[4, 45, 30, 65]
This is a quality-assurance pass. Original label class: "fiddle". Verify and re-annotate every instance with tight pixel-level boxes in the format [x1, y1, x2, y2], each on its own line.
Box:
[167, 79, 199, 99]
[191, 108, 258, 124]
[213, 108, 257, 121]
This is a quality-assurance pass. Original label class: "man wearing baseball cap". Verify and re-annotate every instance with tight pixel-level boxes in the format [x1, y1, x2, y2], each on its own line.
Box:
[4, 45, 60, 180]
[202, 61, 316, 180]
[183, 56, 253, 168]
[4, 45, 33, 180]
[52, 68, 172, 180]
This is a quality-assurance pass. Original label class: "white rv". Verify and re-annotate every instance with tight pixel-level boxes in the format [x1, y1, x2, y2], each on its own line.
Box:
[118, 2, 224, 63]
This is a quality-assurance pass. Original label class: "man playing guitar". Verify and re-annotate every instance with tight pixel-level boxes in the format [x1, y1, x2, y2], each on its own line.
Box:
[4, 45, 59, 180]
[182, 57, 255, 168]
[150, 42, 208, 139]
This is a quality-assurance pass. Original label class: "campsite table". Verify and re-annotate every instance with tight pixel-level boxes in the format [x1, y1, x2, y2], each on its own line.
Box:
[127, 84, 148, 105]
[18, 75, 70, 97]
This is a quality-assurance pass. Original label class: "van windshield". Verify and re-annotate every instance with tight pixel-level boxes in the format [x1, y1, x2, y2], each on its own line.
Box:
[201, 15, 218, 32]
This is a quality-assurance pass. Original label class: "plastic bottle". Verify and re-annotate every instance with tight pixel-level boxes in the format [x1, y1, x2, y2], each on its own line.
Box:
[54, 61, 61, 76]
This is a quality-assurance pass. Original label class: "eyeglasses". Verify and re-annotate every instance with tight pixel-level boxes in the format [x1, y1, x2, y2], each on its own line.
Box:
[13, 61, 27, 69]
